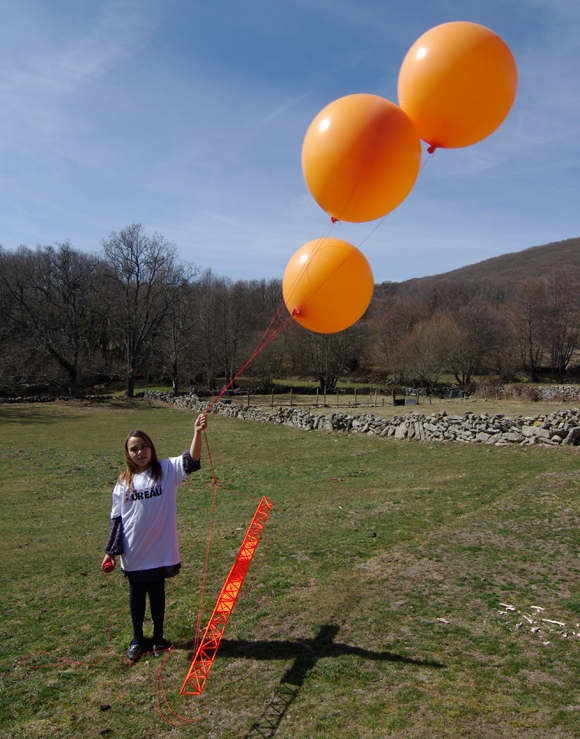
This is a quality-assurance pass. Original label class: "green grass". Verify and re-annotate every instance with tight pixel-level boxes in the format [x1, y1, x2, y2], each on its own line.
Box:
[2, 399, 580, 737]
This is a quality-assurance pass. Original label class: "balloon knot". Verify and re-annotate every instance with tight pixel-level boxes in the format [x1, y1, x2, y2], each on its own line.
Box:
[330, 216, 340, 224]
[427, 145, 437, 154]
[292, 308, 300, 316]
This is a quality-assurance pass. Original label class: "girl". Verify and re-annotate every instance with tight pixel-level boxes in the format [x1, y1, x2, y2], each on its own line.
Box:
[102, 413, 207, 660]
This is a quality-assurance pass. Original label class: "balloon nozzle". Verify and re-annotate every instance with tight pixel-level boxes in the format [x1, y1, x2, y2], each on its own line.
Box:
[427, 145, 437, 154]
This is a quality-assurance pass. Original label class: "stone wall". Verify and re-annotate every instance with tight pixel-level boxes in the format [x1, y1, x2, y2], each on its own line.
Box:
[493, 384, 580, 401]
[144, 391, 580, 447]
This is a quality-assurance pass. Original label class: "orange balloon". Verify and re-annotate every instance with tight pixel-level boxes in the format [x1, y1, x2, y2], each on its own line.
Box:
[301, 94, 422, 223]
[398, 22, 518, 149]
[283, 238, 374, 334]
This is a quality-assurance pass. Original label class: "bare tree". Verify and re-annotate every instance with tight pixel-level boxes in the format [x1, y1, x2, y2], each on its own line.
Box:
[101, 224, 179, 397]
[0, 243, 98, 396]
[294, 321, 370, 391]
[193, 272, 278, 389]
[542, 269, 580, 376]
[392, 316, 457, 390]
[194, 269, 224, 389]
[447, 298, 504, 389]
[370, 295, 422, 379]
[157, 263, 200, 396]
[508, 278, 546, 382]
[240, 279, 286, 388]
[216, 279, 254, 386]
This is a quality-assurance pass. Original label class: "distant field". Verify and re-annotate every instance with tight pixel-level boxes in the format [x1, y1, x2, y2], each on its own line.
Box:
[2, 399, 580, 738]
[208, 390, 580, 420]
[92, 379, 580, 419]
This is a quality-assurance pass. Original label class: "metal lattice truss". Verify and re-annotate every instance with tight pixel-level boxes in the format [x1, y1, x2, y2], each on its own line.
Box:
[180, 496, 273, 695]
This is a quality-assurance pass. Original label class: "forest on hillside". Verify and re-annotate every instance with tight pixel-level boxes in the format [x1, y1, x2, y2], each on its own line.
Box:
[1, 226, 580, 398]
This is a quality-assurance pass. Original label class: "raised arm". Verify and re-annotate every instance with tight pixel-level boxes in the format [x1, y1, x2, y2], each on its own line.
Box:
[190, 412, 208, 462]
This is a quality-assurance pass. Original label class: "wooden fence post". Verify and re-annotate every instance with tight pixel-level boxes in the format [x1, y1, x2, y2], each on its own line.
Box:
[290, 389, 293, 407]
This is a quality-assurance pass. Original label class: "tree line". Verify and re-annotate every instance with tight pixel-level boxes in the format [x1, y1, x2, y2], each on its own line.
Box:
[1, 224, 579, 398]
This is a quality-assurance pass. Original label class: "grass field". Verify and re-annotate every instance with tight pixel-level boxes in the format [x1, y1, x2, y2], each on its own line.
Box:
[2, 398, 580, 738]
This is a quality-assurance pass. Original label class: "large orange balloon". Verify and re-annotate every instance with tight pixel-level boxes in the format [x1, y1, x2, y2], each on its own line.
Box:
[301, 94, 422, 223]
[398, 22, 517, 149]
[283, 238, 374, 334]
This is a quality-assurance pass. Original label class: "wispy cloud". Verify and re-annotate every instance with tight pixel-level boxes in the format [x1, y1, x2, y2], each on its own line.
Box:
[0, 1, 158, 148]
[4, 1, 156, 91]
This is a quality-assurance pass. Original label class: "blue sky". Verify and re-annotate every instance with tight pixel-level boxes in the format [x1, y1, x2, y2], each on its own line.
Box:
[0, 0, 578, 284]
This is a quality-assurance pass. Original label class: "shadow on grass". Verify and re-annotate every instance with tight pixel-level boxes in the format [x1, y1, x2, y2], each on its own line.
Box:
[0, 402, 114, 425]
[0, 407, 74, 424]
[0, 397, 144, 424]
[179, 624, 444, 738]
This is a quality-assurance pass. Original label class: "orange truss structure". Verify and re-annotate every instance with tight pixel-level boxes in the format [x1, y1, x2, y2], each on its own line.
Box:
[180, 495, 273, 696]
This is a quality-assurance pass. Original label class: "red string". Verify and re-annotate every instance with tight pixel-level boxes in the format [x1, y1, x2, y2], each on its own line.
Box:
[155, 648, 210, 726]
[191, 430, 263, 637]
[357, 215, 388, 251]
[188, 428, 260, 649]
[155, 427, 270, 725]
[193, 434, 220, 651]
[201, 218, 341, 415]
[206, 311, 295, 410]
[204, 207, 392, 413]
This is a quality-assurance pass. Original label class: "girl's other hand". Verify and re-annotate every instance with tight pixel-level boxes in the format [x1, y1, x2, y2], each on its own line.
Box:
[102, 554, 115, 569]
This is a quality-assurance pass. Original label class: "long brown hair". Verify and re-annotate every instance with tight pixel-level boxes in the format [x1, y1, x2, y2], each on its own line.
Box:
[119, 429, 162, 489]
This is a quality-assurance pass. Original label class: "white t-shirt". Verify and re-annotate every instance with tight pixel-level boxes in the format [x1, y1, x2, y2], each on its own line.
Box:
[110, 455, 190, 572]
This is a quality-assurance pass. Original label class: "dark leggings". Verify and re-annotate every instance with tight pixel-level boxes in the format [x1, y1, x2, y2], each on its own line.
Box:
[128, 579, 166, 644]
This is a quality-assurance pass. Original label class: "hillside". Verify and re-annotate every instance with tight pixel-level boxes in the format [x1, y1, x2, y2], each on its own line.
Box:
[376, 236, 580, 299]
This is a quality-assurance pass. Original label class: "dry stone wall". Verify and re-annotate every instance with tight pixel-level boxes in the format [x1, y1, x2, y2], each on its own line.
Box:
[145, 391, 580, 447]
[505, 385, 580, 401]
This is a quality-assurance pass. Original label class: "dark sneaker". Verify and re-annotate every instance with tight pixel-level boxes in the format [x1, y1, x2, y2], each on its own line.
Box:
[127, 643, 142, 660]
[152, 640, 172, 657]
